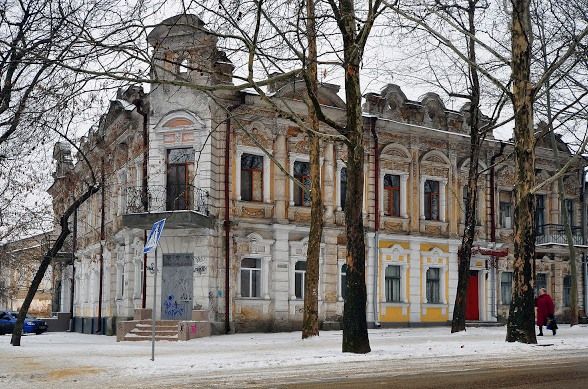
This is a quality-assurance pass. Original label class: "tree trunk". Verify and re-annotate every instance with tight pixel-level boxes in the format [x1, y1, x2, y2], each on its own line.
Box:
[451, 0, 482, 334]
[506, 0, 537, 344]
[338, 0, 371, 354]
[302, 0, 323, 339]
[11, 184, 100, 346]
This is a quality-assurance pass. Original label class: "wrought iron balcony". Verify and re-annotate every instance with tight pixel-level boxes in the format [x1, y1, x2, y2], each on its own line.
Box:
[535, 224, 584, 246]
[125, 185, 209, 216]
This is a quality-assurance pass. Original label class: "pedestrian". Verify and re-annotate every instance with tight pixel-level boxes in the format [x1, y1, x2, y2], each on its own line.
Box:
[535, 287, 556, 336]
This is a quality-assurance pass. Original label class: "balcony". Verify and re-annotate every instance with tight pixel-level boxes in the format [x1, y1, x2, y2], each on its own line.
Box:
[535, 224, 584, 246]
[122, 185, 212, 229]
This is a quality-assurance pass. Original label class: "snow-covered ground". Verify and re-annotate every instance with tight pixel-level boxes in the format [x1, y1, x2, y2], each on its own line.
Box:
[1, 325, 587, 388]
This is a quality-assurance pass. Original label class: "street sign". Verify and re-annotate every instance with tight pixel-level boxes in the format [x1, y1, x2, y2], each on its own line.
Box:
[144, 219, 166, 254]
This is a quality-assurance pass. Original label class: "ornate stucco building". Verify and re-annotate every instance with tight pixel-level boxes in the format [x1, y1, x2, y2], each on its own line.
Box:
[49, 14, 587, 336]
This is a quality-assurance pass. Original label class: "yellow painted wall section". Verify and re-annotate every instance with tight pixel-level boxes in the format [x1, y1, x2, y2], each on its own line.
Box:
[379, 306, 409, 322]
[379, 240, 410, 250]
[421, 307, 448, 322]
[420, 243, 449, 252]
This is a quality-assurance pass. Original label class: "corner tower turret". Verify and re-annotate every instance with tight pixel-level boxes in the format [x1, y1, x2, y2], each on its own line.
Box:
[147, 14, 234, 86]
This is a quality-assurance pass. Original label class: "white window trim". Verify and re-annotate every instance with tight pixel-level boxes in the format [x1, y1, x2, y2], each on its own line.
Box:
[238, 255, 271, 300]
[380, 245, 408, 303]
[236, 146, 271, 203]
[289, 238, 325, 301]
[380, 171, 409, 218]
[289, 153, 323, 206]
[421, 248, 449, 305]
[498, 270, 513, 305]
[498, 188, 514, 229]
[420, 176, 448, 222]
[294, 260, 306, 300]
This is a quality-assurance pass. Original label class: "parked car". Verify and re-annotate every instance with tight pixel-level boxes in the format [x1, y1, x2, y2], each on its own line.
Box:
[0, 311, 48, 335]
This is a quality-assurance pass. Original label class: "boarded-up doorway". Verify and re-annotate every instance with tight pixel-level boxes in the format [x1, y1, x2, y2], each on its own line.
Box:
[161, 254, 193, 321]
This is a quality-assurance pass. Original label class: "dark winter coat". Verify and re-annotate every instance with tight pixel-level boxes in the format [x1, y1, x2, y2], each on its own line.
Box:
[535, 294, 555, 326]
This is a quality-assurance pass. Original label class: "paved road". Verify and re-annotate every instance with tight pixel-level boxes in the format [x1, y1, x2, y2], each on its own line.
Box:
[156, 354, 588, 389]
[279, 357, 588, 389]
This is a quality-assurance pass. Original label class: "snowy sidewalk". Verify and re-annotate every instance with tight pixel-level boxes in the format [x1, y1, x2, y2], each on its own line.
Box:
[1, 325, 587, 388]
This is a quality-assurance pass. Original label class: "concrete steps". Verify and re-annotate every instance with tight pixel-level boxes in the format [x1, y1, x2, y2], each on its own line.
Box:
[117, 310, 212, 342]
[121, 320, 179, 342]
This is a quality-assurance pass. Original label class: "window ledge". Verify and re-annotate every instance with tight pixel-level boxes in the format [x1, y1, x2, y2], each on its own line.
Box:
[380, 301, 409, 307]
[235, 297, 270, 302]
[234, 201, 273, 218]
[422, 302, 447, 307]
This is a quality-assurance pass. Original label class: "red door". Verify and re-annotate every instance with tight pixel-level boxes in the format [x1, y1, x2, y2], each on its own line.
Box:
[465, 271, 479, 320]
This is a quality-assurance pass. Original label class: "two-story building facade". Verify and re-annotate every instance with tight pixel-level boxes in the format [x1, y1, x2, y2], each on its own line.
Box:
[49, 14, 587, 335]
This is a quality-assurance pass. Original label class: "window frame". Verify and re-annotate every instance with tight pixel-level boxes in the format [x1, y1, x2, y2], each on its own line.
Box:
[383, 174, 401, 217]
[499, 190, 513, 229]
[240, 153, 264, 202]
[293, 160, 311, 207]
[424, 180, 440, 221]
[426, 267, 441, 304]
[500, 271, 513, 305]
[240, 257, 262, 298]
[385, 265, 402, 303]
[535, 272, 547, 296]
[563, 275, 572, 307]
[294, 260, 306, 299]
[166, 148, 195, 211]
[564, 198, 574, 226]
[534, 194, 546, 235]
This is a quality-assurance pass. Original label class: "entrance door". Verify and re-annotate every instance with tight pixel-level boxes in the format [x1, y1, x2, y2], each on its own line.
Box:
[465, 271, 479, 321]
[161, 254, 193, 321]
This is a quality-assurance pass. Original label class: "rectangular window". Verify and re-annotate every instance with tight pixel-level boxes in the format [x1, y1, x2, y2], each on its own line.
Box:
[385, 265, 401, 302]
[535, 194, 546, 235]
[166, 148, 194, 211]
[426, 268, 441, 304]
[499, 191, 513, 229]
[241, 153, 264, 202]
[293, 161, 311, 206]
[535, 272, 547, 296]
[424, 180, 440, 221]
[240, 258, 261, 298]
[564, 199, 574, 226]
[563, 275, 571, 307]
[501, 272, 513, 305]
[340, 167, 347, 211]
[294, 261, 306, 299]
[383, 174, 401, 217]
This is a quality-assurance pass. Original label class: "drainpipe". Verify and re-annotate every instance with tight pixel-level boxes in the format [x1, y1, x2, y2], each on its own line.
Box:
[489, 151, 498, 320]
[224, 100, 243, 334]
[136, 98, 149, 309]
[70, 208, 77, 331]
[370, 116, 380, 327]
[97, 158, 105, 334]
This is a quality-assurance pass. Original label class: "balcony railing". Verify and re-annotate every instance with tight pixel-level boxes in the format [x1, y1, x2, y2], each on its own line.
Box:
[125, 185, 209, 216]
[535, 224, 583, 245]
